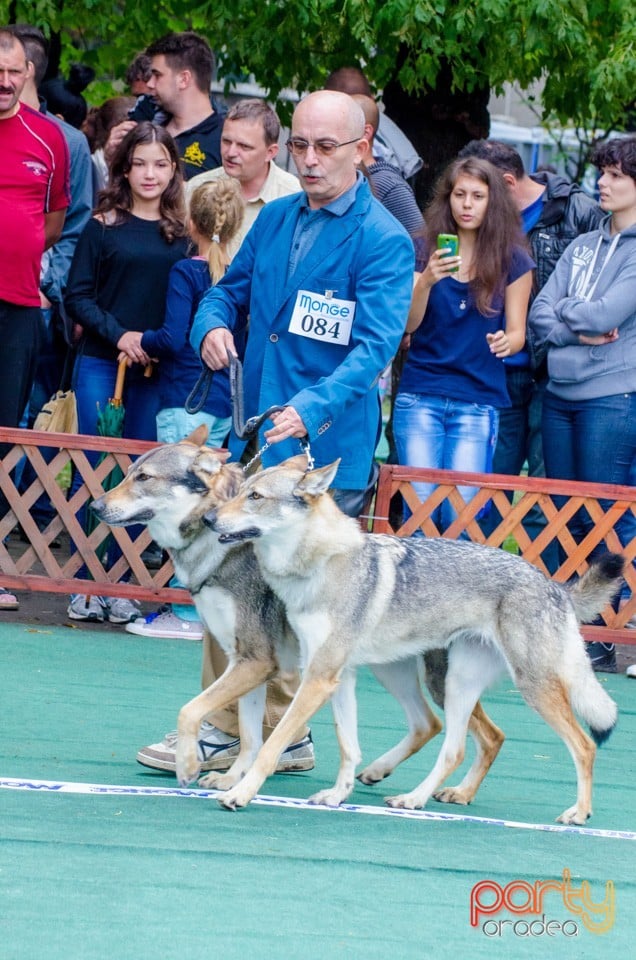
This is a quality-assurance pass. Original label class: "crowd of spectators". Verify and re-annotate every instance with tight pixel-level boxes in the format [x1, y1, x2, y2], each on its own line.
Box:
[1, 24, 635, 703]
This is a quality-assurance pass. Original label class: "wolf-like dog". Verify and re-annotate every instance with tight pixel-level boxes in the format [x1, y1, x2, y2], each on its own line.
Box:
[93, 429, 504, 799]
[205, 456, 622, 823]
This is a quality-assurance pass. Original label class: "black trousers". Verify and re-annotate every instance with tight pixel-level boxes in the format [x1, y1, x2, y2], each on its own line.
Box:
[0, 300, 44, 432]
[0, 301, 44, 522]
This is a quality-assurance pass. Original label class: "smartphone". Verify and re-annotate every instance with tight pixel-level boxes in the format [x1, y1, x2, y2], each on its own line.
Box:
[437, 233, 459, 272]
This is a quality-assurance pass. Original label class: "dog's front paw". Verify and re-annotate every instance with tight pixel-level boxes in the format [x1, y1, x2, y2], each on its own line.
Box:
[308, 786, 349, 808]
[433, 786, 471, 806]
[556, 804, 591, 826]
[175, 740, 201, 788]
[217, 776, 258, 810]
[217, 788, 248, 810]
[384, 791, 426, 810]
[199, 769, 243, 791]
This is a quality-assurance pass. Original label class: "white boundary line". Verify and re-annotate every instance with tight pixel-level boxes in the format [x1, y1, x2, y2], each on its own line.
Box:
[1, 777, 635, 840]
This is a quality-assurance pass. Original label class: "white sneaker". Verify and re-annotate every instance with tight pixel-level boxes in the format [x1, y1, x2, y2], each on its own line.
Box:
[136, 723, 314, 774]
[626, 664, 636, 678]
[107, 597, 142, 624]
[125, 609, 204, 640]
[67, 594, 107, 622]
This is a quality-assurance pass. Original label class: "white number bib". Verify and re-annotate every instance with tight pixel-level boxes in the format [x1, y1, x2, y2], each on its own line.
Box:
[288, 289, 356, 346]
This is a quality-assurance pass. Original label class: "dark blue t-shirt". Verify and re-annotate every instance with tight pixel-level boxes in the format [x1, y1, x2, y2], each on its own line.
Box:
[399, 245, 534, 408]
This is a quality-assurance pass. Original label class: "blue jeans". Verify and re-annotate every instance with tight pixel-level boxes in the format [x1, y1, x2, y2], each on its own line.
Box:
[69, 354, 161, 580]
[542, 390, 636, 563]
[393, 393, 498, 531]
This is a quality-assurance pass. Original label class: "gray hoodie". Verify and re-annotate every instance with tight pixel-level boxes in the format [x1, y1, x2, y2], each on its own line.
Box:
[528, 214, 636, 400]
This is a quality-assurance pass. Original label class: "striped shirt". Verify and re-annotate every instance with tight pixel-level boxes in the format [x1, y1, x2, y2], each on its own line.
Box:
[366, 158, 423, 240]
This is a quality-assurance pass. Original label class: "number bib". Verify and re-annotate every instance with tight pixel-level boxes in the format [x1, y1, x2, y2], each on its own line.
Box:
[288, 289, 356, 346]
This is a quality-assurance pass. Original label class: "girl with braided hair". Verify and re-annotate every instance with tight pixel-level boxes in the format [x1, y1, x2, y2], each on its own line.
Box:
[141, 177, 245, 448]
[128, 177, 245, 639]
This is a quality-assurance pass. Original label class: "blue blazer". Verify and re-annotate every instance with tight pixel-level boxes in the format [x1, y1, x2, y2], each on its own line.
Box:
[191, 176, 414, 488]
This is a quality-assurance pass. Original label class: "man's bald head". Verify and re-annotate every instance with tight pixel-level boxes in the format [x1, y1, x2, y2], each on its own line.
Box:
[289, 91, 367, 210]
[293, 90, 365, 141]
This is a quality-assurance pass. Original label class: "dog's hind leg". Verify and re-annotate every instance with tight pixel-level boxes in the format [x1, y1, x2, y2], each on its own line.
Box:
[358, 659, 442, 785]
[421, 650, 505, 805]
[309, 668, 362, 807]
[218, 664, 345, 810]
[518, 675, 597, 825]
[176, 657, 276, 787]
[433, 701, 505, 805]
[385, 639, 503, 810]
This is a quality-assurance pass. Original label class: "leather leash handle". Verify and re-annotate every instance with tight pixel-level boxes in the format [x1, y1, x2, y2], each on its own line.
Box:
[185, 351, 285, 434]
[185, 367, 213, 415]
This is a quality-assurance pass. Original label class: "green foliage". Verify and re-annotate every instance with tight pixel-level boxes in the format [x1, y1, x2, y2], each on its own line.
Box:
[1, 0, 634, 134]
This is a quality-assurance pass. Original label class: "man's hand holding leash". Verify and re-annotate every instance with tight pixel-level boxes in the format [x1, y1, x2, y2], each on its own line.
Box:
[265, 407, 308, 442]
[201, 327, 237, 371]
[201, 328, 307, 443]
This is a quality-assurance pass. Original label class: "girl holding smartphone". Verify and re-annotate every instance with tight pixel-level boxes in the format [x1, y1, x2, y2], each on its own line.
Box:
[394, 156, 533, 531]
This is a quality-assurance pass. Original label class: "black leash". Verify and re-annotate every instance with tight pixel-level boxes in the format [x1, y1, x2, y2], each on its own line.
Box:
[227, 351, 286, 440]
[185, 352, 283, 435]
[184, 366, 212, 415]
[185, 351, 314, 472]
[185, 352, 286, 440]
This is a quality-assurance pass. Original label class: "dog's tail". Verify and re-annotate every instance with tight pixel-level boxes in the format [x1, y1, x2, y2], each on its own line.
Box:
[570, 666, 618, 745]
[564, 554, 622, 745]
[567, 552, 624, 624]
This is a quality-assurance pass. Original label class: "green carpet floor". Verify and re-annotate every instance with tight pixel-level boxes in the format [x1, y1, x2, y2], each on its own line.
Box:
[1, 622, 634, 959]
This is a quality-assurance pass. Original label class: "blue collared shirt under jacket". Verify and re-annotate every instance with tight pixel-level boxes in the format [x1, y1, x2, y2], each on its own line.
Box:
[190, 175, 415, 489]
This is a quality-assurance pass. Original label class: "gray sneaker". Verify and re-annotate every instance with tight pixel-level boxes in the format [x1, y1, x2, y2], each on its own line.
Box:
[67, 594, 107, 622]
[136, 722, 315, 774]
[125, 609, 203, 640]
[107, 597, 142, 624]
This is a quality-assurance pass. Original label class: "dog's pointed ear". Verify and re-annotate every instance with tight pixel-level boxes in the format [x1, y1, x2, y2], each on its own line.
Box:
[182, 424, 209, 447]
[294, 459, 340, 499]
[192, 449, 229, 477]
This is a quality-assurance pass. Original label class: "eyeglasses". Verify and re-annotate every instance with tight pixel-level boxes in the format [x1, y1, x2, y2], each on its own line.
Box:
[286, 137, 361, 157]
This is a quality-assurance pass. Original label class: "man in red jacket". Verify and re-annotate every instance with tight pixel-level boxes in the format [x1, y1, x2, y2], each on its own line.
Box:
[0, 27, 70, 610]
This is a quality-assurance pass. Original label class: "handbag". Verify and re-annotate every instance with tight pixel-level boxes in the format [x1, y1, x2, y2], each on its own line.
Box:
[32, 388, 78, 434]
[32, 344, 78, 435]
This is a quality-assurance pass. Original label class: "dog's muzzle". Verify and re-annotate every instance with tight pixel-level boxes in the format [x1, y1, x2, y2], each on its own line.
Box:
[91, 498, 154, 525]
[91, 497, 106, 518]
[202, 508, 261, 543]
